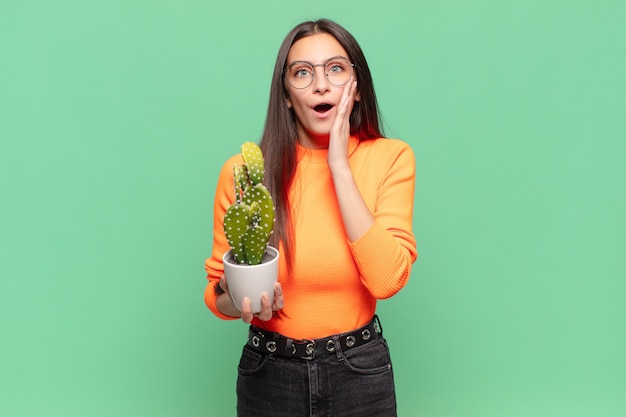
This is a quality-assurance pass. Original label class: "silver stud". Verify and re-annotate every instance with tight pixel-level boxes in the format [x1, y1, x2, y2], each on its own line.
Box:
[362, 329, 371, 340]
[326, 340, 335, 352]
[346, 335, 356, 347]
[266, 341, 277, 353]
[305, 343, 315, 356]
[252, 335, 260, 347]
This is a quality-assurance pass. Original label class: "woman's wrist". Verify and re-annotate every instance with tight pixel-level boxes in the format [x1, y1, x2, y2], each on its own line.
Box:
[216, 292, 242, 318]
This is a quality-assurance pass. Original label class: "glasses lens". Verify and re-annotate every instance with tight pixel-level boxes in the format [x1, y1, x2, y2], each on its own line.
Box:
[286, 62, 314, 89]
[325, 58, 353, 86]
[285, 59, 354, 89]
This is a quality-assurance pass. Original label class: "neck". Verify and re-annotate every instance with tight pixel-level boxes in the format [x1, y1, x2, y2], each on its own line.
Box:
[297, 134, 330, 150]
[296, 124, 330, 149]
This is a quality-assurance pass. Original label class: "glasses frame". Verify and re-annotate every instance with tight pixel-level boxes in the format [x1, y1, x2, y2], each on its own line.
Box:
[283, 57, 355, 90]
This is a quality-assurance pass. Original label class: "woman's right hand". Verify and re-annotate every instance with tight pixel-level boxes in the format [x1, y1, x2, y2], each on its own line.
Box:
[216, 274, 284, 323]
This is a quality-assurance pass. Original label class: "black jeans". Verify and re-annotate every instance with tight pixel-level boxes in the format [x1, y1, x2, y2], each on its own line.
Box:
[236, 333, 397, 417]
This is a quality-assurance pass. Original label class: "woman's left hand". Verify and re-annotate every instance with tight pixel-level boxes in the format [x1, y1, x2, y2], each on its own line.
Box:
[326, 77, 374, 242]
[328, 78, 357, 167]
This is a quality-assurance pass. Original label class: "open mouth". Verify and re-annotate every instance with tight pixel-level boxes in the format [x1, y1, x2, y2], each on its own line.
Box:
[313, 103, 334, 113]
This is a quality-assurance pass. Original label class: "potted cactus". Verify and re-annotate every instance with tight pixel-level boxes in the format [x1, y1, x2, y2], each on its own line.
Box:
[222, 141, 279, 313]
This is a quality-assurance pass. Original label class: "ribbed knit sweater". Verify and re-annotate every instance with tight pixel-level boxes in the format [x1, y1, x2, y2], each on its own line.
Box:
[204, 136, 417, 339]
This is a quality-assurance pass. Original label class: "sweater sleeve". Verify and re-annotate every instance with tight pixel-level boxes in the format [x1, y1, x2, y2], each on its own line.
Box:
[349, 141, 418, 299]
[204, 154, 244, 320]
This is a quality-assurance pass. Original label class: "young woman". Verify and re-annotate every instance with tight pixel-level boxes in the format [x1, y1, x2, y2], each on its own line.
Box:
[205, 18, 418, 417]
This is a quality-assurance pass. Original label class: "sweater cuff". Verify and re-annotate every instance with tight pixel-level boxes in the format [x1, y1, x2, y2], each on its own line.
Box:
[349, 221, 411, 299]
[204, 281, 240, 321]
[350, 220, 393, 258]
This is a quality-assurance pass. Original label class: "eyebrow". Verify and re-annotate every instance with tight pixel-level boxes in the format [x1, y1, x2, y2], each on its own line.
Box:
[286, 55, 350, 67]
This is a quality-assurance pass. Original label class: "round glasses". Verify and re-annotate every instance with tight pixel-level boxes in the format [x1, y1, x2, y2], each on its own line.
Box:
[284, 58, 354, 89]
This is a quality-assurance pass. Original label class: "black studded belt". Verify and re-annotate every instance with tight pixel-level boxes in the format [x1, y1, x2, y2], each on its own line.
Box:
[247, 315, 382, 360]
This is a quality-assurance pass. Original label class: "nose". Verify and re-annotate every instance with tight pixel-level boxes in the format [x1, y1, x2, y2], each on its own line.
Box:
[311, 65, 331, 93]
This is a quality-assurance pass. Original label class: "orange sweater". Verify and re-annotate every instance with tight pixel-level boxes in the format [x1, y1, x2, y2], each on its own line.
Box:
[204, 136, 417, 339]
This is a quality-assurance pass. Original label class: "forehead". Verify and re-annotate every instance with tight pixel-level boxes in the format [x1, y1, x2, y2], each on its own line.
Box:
[287, 33, 349, 63]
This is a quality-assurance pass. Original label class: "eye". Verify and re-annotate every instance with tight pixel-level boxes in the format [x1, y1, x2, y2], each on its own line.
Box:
[295, 68, 311, 78]
[327, 61, 348, 74]
[291, 65, 312, 78]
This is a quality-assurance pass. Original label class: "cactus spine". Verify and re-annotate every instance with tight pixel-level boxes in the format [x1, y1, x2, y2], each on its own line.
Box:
[223, 142, 275, 265]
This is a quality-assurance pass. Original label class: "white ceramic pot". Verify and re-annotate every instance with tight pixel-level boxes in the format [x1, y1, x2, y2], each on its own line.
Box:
[222, 246, 279, 314]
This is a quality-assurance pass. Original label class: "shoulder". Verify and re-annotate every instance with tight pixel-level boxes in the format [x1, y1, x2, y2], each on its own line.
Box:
[223, 152, 245, 167]
[214, 153, 246, 198]
[218, 153, 245, 177]
[350, 138, 415, 191]
[355, 137, 415, 164]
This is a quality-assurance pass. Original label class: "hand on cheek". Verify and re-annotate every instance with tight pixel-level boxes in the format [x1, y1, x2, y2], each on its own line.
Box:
[329, 79, 357, 163]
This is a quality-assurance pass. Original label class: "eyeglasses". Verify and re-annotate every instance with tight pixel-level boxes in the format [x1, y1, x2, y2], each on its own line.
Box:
[284, 57, 354, 89]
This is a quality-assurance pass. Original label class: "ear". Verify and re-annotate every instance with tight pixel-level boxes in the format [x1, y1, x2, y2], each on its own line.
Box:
[355, 90, 361, 102]
[285, 97, 293, 108]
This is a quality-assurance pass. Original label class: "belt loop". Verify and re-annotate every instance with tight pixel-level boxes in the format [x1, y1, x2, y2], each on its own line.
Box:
[332, 334, 343, 360]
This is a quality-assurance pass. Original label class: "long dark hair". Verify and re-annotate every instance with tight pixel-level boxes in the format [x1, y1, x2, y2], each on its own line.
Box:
[260, 19, 384, 271]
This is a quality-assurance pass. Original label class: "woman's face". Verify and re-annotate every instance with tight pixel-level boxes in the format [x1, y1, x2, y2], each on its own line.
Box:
[284, 33, 359, 149]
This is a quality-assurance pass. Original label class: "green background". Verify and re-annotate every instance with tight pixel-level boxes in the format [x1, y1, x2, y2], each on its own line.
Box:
[1, 1, 625, 416]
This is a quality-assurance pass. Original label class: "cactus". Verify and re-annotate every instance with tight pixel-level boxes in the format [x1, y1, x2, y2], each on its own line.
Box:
[223, 141, 275, 265]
